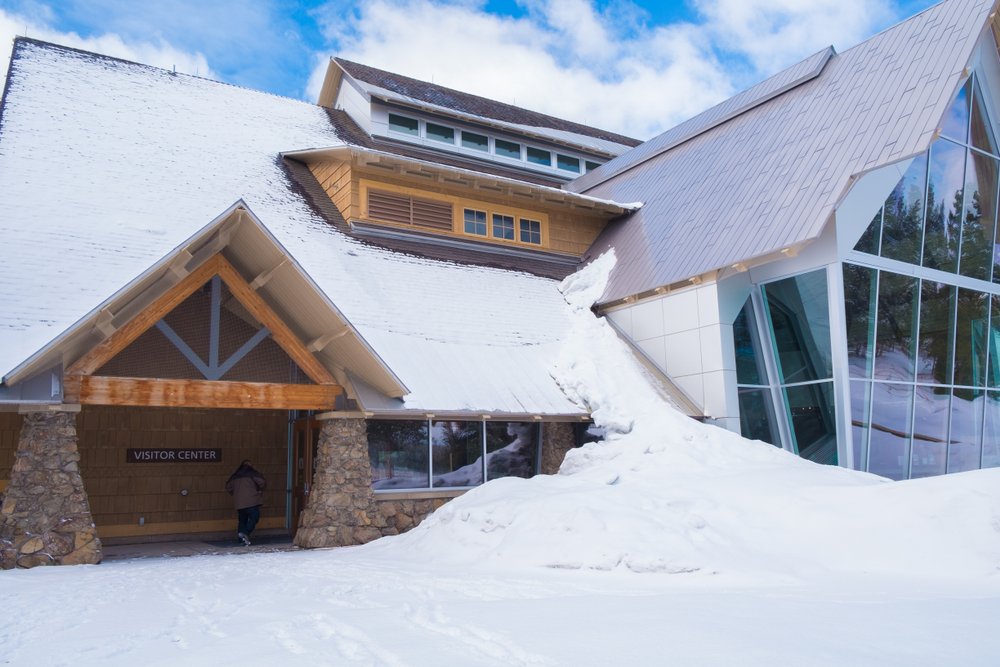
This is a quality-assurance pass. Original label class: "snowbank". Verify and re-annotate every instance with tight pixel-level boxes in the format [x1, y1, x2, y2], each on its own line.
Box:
[366, 251, 1000, 580]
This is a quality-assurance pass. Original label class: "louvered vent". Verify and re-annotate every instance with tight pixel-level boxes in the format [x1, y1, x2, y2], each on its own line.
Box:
[368, 189, 453, 232]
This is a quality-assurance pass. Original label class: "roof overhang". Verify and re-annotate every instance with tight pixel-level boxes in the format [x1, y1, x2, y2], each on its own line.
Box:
[283, 145, 640, 217]
[4, 201, 410, 401]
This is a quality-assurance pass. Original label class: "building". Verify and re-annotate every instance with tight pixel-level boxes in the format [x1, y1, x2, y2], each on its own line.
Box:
[572, 0, 1000, 480]
[2, 0, 998, 569]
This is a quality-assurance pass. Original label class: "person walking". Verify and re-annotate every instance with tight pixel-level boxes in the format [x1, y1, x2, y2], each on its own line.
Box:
[225, 460, 266, 546]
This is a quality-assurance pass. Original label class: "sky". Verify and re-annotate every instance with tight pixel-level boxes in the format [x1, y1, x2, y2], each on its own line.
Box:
[0, 0, 940, 139]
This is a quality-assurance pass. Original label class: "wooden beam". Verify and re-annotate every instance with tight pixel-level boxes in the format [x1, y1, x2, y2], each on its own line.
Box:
[67, 256, 225, 376]
[67, 252, 336, 387]
[213, 256, 336, 385]
[70, 376, 343, 410]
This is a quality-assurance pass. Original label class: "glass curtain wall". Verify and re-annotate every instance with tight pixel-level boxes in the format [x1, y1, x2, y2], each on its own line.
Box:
[846, 72, 1000, 478]
[368, 419, 541, 490]
[761, 270, 838, 465]
[733, 271, 838, 465]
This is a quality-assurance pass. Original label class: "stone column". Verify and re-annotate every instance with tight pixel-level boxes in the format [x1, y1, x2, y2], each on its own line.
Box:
[294, 418, 385, 548]
[540, 422, 576, 475]
[0, 411, 102, 569]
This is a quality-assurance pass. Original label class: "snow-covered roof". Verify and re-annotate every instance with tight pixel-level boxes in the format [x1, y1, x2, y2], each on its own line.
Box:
[570, 0, 995, 304]
[0, 39, 589, 416]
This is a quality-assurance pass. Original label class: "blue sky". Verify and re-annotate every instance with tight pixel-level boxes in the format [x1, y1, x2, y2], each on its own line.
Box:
[0, 0, 939, 138]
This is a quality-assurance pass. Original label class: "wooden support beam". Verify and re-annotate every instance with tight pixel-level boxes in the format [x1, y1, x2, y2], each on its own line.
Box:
[68, 256, 225, 376]
[249, 259, 288, 291]
[68, 375, 343, 410]
[67, 253, 336, 387]
[213, 256, 336, 385]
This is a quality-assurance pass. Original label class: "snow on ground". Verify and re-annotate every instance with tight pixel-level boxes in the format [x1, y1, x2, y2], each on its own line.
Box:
[3, 251, 1000, 665]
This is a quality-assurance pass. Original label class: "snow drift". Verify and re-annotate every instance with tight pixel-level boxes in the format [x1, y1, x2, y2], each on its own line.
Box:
[366, 251, 1000, 580]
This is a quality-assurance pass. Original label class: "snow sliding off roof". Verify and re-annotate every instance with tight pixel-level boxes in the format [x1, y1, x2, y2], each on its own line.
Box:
[0, 39, 588, 416]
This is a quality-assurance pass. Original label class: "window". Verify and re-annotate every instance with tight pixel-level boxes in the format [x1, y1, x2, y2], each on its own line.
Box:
[368, 419, 541, 490]
[493, 214, 514, 240]
[557, 154, 581, 173]
[462, 131, 489, 152]
[519, 218, 541, 244]
[585, 161, 601, 172]
[495, 139, 521, 159]
[426, 122, 455, 144]
[526, 147, 551, 166]
[388, 113, 418, 136]
[464, 208, 487, 236]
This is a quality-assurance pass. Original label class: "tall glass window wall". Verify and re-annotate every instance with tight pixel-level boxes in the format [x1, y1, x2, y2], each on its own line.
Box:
[846, 72, 1000, 478]
[734, 270, 838, 466]
[367, 419, 541, 490]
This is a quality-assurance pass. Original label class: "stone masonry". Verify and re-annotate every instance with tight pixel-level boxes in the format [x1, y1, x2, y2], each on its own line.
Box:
[0, 411, 102, 569]
[540, 422, 576, 475]
[294, 418, 386, 548]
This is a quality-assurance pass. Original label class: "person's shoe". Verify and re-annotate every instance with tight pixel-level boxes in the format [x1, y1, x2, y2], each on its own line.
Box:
[238, 532, 250, 546]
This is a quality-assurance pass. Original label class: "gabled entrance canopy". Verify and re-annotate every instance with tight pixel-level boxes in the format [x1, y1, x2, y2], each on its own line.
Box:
[4, 202, 409, 409]
[63, 253, 343, 410]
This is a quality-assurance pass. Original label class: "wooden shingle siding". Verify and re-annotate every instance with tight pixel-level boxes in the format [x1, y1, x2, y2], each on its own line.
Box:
[76, 405, 288, 538]
[0, 412, 21, 491]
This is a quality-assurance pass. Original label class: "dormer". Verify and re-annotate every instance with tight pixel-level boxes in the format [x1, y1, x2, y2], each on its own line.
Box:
[316, 57, 641, 184]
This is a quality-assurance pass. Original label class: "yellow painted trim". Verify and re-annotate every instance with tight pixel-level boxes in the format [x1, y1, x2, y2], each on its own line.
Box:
[359, 178, 550, 249]
[96, 516, 285, 539]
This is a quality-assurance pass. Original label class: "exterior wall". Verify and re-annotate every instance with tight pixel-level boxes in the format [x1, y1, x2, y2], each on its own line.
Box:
[76, 406, 288, 540]
[307, 161, 610, 256]
[1, 411, 102, 568]
[295, 417, 384, 547]
[605, 283, 740, 430]
[376, 493, 455, 535]
[334, 76, 373, 134]
[540, 421, 575, 474]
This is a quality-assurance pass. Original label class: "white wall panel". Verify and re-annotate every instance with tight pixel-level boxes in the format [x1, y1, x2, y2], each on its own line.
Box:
[630, 297, 665, 341]
[664, 329, 703, 377]
[661, 289, 700, 334]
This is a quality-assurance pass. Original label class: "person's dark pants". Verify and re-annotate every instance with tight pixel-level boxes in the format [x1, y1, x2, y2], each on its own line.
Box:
[237, 505, 261, 536]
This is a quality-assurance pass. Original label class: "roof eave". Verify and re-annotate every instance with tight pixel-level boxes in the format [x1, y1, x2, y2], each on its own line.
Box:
[282, 145, 640, 216]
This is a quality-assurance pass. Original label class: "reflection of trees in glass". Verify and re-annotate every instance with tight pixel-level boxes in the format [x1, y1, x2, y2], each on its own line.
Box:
[922, 140, 965, 272]
[873, 272, 918, 381]
[917, 281, 955, 385]
[959, 149, 998, 281]
[953, 288, 988, 387]
[843, 264, 876, 376]
[854, 210, 881, 255]
[881, 155, 926, 264]
[432, 421, 483, 487]
[367, 420, 429, 489]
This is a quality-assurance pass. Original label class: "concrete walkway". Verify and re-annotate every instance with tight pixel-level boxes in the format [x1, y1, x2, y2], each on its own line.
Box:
[102, 534, 297, 562]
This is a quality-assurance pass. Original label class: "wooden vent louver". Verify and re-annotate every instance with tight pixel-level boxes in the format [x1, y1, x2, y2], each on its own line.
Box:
[368, 189, 453, 232]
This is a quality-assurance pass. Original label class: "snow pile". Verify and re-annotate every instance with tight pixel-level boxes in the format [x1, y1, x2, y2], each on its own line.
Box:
[369, 251, 1000, 580]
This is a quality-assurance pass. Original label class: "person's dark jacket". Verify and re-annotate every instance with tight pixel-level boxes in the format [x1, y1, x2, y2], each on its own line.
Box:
[226, 464, 266, 510]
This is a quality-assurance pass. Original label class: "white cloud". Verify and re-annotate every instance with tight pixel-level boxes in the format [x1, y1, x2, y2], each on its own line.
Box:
[310, 0, 909, 139]
[0, 7, 214, 90]
[695, 0, 896, 73]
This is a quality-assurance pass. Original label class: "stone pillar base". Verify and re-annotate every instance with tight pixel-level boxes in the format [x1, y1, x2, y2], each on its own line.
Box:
[1, 411, 102, 569]
[540, 422, 576, 475]
[294, 418, 386, 548]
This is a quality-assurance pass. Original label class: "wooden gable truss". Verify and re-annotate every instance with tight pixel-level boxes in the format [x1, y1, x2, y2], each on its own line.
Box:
[63, 254, 344, 410]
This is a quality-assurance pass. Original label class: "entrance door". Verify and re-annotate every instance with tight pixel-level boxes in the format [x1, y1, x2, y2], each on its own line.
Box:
[291, 417, 321, 532]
